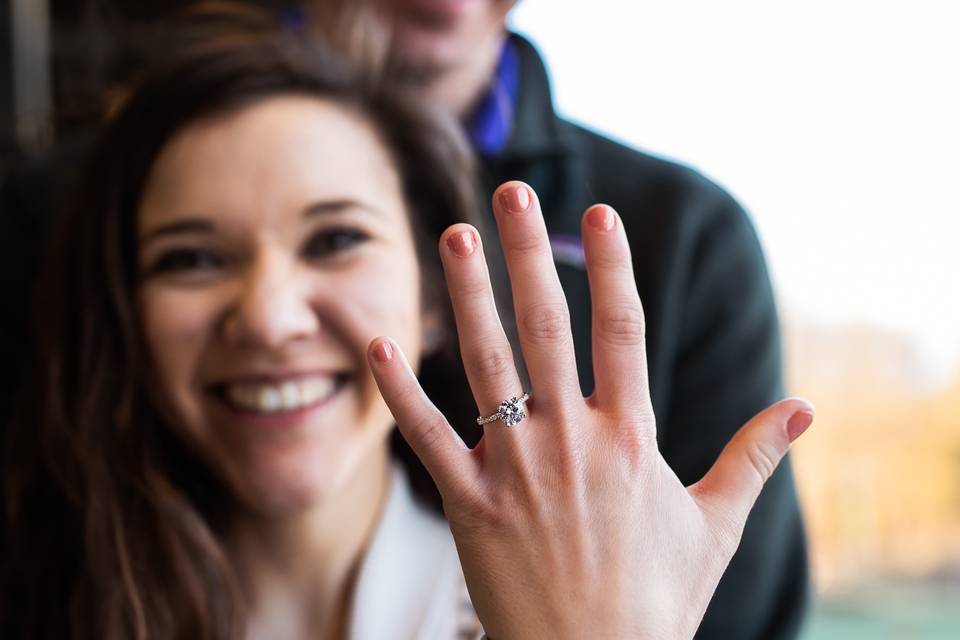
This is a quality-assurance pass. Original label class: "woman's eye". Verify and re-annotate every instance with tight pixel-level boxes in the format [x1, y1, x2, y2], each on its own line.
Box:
[150, 249, 224, 275]
[304, 228, 370, 259]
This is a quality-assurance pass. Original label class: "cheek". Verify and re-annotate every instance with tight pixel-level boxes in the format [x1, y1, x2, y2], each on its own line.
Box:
[138, 286, 220, 417]
[329, 250, 424, 358]
[317, 249, 424, 432]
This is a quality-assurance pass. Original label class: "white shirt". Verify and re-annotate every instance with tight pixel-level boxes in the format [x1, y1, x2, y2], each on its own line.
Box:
[347, 464, 484, 640]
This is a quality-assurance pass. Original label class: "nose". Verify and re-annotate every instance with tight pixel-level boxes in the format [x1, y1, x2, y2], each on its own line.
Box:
[223, 251, 319, 348]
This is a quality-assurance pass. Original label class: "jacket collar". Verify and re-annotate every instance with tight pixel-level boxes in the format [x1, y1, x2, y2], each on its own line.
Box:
[499, 32, 573, 160]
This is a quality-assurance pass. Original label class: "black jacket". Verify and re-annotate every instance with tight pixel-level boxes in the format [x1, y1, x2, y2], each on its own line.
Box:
[478, 35, 810, 639]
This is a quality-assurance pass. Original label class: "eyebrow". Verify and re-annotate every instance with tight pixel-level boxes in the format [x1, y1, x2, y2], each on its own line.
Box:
[139, 218, 214, 245]
[304, 199, 381, 219]
[139, 199, 382, 245]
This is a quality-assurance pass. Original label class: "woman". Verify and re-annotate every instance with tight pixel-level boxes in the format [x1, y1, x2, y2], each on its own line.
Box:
[2, 17, 814, 640]
[3, 23, 486, 638]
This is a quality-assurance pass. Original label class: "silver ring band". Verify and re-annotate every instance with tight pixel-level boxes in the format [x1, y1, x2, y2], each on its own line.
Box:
[477, 392, 531, 428]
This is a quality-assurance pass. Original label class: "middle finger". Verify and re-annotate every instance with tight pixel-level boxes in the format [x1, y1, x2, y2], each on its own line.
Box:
[491, 182, 581, 411]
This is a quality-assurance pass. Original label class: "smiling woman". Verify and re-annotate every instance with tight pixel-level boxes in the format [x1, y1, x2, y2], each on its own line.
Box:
[136, 95, 425, 516]
[1, 18, 491, 639]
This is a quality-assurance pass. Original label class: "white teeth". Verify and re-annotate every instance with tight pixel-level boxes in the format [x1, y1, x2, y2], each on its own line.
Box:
[259, 387, 282, 412]
[280, 382, 300, 407]
[225, 377, 336, 413]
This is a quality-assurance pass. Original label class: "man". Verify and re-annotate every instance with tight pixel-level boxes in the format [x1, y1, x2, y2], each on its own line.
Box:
[376, 1, 810, 638]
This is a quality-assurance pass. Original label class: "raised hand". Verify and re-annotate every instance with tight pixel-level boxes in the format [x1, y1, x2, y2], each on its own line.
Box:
[368, 181, 814, 640]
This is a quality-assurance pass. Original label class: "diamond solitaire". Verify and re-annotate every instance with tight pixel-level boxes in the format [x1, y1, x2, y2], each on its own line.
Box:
[476, 392, 531, 428]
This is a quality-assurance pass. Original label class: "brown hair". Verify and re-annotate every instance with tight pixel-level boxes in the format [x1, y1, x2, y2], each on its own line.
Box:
[2, 11, 494, 639]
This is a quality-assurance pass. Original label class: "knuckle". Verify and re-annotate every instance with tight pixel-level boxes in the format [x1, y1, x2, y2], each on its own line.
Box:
[596, 304, 646, 346]
[520, 302, 570, 345]
[390, 383, 442, 439]
[452, 273, 490, 300]
[389, 380, 418, 411]
[611, 417, 657, 469]
[446, 493, 495, 534]
[587, 246, 630, 271]
[411, 412, 448, 451]
[744, 439, 781, 485]
[448, 485, 513, 535]
[393, 376, 424, 406]
[505, 230, 548, 256]
[465, 344, 516, 381]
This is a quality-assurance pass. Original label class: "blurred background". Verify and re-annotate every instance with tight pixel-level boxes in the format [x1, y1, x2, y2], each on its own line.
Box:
[510, 1, 960, 638]
[3, 0, 958, 637]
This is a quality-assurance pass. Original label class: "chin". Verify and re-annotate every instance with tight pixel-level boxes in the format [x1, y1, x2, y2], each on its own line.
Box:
[391, 14, 484, 74]
[215, 442, 339, 516]
[237, 463, 338, 517]
[232, 438, 385, 518]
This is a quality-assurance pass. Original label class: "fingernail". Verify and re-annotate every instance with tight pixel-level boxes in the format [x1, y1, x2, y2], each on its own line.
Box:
[497, 185, 530, 214]
[372, 340, 394, 363]
[786, 409, 814, 441]
[446, 230, 477, 257]
[587, 205, 615, 232]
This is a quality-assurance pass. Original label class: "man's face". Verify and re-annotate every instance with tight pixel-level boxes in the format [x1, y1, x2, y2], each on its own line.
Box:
[380, 0, 518, 74]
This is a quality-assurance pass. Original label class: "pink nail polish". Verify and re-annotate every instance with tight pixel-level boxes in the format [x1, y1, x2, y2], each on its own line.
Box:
[587, 205, 615, 232]
[372, 341, 394, 363]
[786, 409, 814, 441]
[497, 185, 531, 214]
[446, 230, 477, 257]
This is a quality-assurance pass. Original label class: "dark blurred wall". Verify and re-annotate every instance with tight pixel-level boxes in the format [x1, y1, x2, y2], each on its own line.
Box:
[49, 0, 198, 137]
[4, 1, 304, 162]
[47, 1, 300, 137]
[0, 1, 305, 152]
[1, 2, 13, 158]
[1, 3, 14, 165]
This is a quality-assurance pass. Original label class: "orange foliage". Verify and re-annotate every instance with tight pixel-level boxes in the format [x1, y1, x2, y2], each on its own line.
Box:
[784, 321, 960, 591]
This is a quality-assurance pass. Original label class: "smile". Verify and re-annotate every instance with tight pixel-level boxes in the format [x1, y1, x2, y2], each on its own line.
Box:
[217, 375, 344, 415]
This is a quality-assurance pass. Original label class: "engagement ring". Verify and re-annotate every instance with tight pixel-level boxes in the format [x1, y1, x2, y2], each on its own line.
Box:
[476, 392, 531, 427]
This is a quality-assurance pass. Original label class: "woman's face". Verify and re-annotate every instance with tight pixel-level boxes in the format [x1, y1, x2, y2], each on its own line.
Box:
[137, 95, 424, 514]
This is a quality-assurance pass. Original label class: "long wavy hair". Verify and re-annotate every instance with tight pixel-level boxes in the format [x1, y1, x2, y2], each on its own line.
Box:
[1, 13, 500, 639]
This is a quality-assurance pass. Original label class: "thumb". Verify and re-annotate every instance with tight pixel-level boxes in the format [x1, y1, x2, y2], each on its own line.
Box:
[689, 398, 814, 543]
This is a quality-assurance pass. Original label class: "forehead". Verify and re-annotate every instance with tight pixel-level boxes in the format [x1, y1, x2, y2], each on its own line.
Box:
[138, 94, 405, 228]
